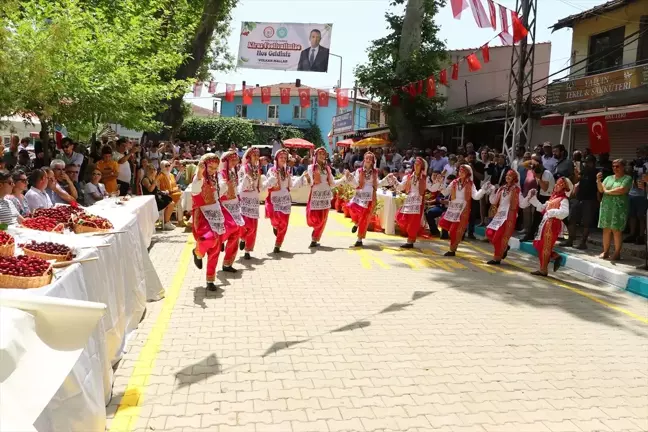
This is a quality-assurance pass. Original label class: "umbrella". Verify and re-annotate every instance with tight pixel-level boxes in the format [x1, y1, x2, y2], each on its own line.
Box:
[336, 139, 354, 148]
[282, 138, 315, 149]
[351, 137, 390, 148]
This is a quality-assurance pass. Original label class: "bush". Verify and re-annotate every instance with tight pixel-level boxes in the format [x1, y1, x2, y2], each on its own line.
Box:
[180, 117, 255, 145]
[253, 125, 303, 144]
[303, 121, 325, 148]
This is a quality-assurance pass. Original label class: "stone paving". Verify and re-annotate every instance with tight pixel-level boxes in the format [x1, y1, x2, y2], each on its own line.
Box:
[107, 207, 648, 432]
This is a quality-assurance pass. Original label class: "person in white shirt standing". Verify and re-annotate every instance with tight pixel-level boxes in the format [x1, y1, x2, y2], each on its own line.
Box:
[113, 137, 132, 196]
[25, 169, 53, 210]
[541, 142, 557, 174]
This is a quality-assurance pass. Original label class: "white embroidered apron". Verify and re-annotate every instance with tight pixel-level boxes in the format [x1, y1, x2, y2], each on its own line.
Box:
[443, 201, 466, 223]
[221, 198, 245, 226]
[310, 182, 333, 211]
[270, 189, 292, 215]
[239, 190, 260, 219]
[200, 203, 226, 235]
[401, 194, 423, 214]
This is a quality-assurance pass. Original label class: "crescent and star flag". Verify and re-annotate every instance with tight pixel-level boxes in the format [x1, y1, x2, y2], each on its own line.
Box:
[466, 53, 482, 72]
[208, 80, 216, 93]
[193, 81, 202, 97]
[481, 44, 490, 63]
[439, 69, 448, 85]
[336, 88, 349, 108]
[317, 90, 329, 107]
[499, 5, 513, 45]
[298, 88, 311, 107]
[242, 87, 253, 105]
[452, 63, 459, 80]
[225, 84, 235, 102]
[469, 0, 491, 28]
[426, 76, 436, 97]
[261, 87, 271, 104]
[587, 116, 611, 155]
[512, 12, 529, 43]
[280, 87, 291, 104]
[451, 0, 468, 19]
[487, 0, 497, 30]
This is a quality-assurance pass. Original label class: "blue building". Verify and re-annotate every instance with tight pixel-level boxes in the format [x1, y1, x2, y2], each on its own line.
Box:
[217, 83, 371, 153]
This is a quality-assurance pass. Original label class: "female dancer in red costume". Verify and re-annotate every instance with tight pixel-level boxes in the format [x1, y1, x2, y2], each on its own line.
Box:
[484, 170, 532, 265]
[528, 177, 572, 276]
[218, 151, 244, 272]
[191, 154, 226, 291]
[348, 152, 393, 248]
[434, 164, 490, 256]
[395, 157, 434, 249]
[265, 148, 310, 253]
[237, 147, 263, 260]
[306, 147, 348, 248]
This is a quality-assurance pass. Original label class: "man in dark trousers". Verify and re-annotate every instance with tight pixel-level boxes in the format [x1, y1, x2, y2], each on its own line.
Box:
[297, 29, 329, 72]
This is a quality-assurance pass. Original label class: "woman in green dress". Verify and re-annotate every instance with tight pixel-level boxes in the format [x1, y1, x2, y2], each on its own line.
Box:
[597, 159, 632, 261]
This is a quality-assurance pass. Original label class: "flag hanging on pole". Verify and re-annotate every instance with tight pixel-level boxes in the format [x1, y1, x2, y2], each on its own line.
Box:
[208, 80, 217, 93]
[242, 87, 253, 105]
[466, 53, 482, 72]
[426, 76, 436, 97]
[261, 87, 271, 104]
[451, 0, 468, 19]
[225, 84, 235, 102]
[481, 44, 490, 63]
[317, 90, 329, 107]
[487, 0, 497, 30]
[336, 89, 349, 108]
[588, 116, 611, 154]
[298, 88, 311, 108]
[280, 87, 291, 104]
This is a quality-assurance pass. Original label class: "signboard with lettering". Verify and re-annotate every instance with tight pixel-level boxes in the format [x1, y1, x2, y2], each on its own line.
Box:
[546, 64, 648, 105]
[332, 111, 354, 135]
[540, 109, 648, 126]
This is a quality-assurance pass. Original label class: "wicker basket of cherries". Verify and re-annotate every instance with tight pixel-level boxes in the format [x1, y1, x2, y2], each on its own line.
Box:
[0, 255, 53, 289]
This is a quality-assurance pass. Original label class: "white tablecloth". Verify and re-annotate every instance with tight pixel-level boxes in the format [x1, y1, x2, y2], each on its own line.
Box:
[182, 184, 310, 212]
[376, 189, 399, 235]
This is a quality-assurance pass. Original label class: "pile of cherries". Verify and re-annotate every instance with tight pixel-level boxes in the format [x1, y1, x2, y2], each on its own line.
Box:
[22, 217, 65, 233]
[0, 231, 15, 246]
[21, 240, 72, 259]
[33, 207, 86, 229]
[77, 215, 113, 230]
[0, 255, 51, 278]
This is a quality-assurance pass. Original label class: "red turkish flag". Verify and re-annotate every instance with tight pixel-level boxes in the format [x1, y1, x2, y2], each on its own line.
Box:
[298, 88, 310, 107]
[317, 90, 329, 107]
[426, 76, 436, 97]
[261, 87, 271, 104]
[208, 80, 216, 93]
[451, 63, 459, 80]
[587, 116, 611, 155]
[499, 5, 513, 45]
[416, 80, 424, 95]
[336, 88, 349, 108]
[225, 84, 235, 102]
[242, 87, 253, 105]
[469, 0, 491, 28]
[511, 12, 529, 43]
[466, 53, 482, 72]
[481, 44, 490, 63]
[193, 81, 202, 97]
[279, 87, 290, 104]
[487, 0, 496, 30]
[451, 0, 468, 18]
[391, 93, 400, 107]
[439, 69, 448, 85]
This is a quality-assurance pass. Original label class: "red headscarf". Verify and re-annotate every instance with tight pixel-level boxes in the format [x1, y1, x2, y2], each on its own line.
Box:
[198, 153, 220, 203]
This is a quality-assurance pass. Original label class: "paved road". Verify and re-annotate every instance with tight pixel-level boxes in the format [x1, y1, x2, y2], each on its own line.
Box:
[108, 207, 648, 432]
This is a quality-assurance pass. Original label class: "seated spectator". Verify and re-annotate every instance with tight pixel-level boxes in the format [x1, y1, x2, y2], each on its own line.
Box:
[96, 145, 119, 195]
[65, 163, 85, 205]
[6, 170, 30, 217]
[425, 173, 454, 239]
[0, 171, 22, 225]
[49, 159, 78, 205]
[84, 169, 108, 206]
[14, 149, 33, 174]
[25, 169, 53, 210]
[141, 164, 174, 230]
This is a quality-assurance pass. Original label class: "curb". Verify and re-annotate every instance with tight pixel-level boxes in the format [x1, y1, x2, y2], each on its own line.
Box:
[472, 226, 648, 300]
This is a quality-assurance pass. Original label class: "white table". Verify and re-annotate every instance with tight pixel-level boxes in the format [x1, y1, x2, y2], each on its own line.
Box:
[376, 189, 399, 235]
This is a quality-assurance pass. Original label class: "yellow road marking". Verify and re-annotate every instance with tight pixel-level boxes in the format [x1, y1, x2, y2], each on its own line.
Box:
[348, 249, 391, 270]
[109, 236, 195, 432]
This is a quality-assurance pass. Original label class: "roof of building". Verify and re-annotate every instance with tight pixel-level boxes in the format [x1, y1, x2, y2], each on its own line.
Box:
[550, 0, 638, 31]
[191, 104, 218, 117]
[467, 94, 547, 115]
[215, 82, 372, 106]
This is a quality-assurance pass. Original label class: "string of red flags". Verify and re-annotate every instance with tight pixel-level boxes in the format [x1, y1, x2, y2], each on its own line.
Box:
[221, 84, 352, 109]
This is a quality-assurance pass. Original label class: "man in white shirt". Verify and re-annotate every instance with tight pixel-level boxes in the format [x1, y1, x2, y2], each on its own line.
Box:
[541, 142, 557, 173]
[113, 137, 132, 196]
[25, 169, 53, 210]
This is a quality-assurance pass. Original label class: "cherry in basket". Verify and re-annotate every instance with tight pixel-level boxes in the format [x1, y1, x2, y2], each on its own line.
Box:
[21, 240, 73, 261]
[22, 216, 66, 233]
[0, 230, 15, 246]
[0, 255, 52, 278]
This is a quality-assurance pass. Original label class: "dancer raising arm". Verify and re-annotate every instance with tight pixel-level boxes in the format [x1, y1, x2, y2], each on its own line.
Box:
[433, 164, 490, 256]
[265, 148, 311, 254]
[238, 147, 264, 260]
[528, 177, 572, 276]
[218, 151, 245, 273]
[348, 152, 394, 248]
[395, 157, 434, 249]
[485, 170, 532, 265]
[191, 154, 226, 291]
[306, 147, 349, 248]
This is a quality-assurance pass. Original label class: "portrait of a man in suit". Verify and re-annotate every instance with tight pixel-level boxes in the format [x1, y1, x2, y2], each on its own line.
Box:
[297, 29, 330, 72]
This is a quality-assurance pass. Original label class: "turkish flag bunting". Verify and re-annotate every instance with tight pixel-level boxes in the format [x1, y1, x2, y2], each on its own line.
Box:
[390, 94, 400, 107]
[469, 0, 491, 28]
[299, 88, 311, 108]
[452, 63, 459, 80]
[225, 84, 235, 102]
[426, 76, 436, 97]
[193, 81, 202, 97]
[439, 69, 448, 85]
[587, 116, 611, 155]
[337, 88, 349, 108]
[208, 80, 216, 93]
[499, 31, 514, 45]
[242, 87, 254, 105]
[466, 53, 482, 72]
[481, 44, 490, 63]
[511, 12, 529, 43]
[451, 0, 468, 18]
[487, 0, 497, 30]
[317, 90, 329, 107]
[498, 5, 513, 45]
[260, 87, 271, 104]
[416, 80, 424, 95]
[279, 87, 290, 104]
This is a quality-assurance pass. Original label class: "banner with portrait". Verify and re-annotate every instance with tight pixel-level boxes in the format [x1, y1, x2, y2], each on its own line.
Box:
[237, 22, 333, 72]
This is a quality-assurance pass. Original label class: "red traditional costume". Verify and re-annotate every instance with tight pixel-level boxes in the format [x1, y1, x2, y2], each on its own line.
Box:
[529, 178, 572, 276]
[218, 151, 244, 271]
[265, 148, 309, 253]
[306, 148, 347, 247]
[436, 165, 490, 256]
[191, 154, 226, 290]
[395, 157, 433, 248]
[348, 152, 391, 247]
[237, 147, 264, 259]
[485, 170, 531, 264]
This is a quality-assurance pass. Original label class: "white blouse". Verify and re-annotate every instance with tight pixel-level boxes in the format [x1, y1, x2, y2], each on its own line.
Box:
[489, 186, 531, 209]
[306, 165, 346, 191]
[265, 168, 307, 191]
[395, 174, 435, 197]
[348, 169, 391, 193]
[529, 195, 569, 219]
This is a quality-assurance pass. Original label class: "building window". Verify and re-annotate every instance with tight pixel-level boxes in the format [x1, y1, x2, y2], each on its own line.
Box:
[293, 106, 307, 119]
[370, 108, 381, 124]
[586, 26, 625, 75]
[638, 16, 648, 65]
[235, 105, 247, 118]
[267, 105, 279, 120]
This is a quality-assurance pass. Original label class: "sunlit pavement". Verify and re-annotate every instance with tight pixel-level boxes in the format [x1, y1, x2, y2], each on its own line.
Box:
[107, 207, 648, 432]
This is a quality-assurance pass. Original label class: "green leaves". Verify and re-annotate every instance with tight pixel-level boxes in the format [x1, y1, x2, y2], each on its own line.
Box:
[180, 117, 255, 146]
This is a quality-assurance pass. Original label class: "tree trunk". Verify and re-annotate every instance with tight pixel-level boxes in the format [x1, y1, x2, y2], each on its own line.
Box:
[37, 115, 52, 164]
[153, 0, 233, 141]
[391, 0, 424, 148]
